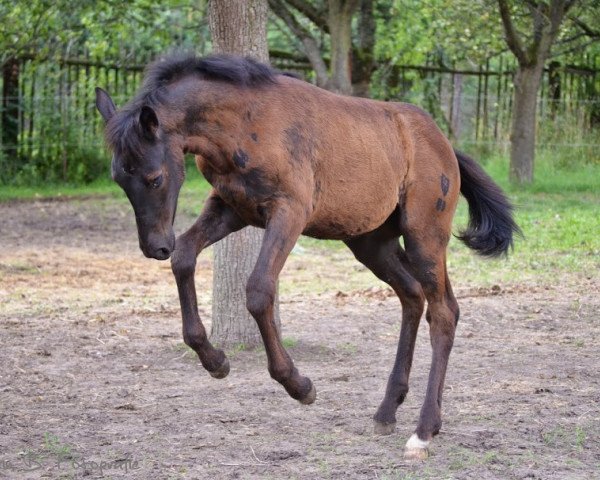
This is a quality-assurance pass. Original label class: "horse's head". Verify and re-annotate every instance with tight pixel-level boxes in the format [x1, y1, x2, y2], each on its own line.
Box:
[95, 88, 184, 260]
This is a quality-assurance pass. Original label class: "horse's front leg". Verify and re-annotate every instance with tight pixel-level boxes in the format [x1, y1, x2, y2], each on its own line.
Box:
[246, 203, 316, 404]
[171, 193, 246, 378]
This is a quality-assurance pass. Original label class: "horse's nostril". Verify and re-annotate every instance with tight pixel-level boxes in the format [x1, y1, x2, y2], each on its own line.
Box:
[155, 247, 171, 259]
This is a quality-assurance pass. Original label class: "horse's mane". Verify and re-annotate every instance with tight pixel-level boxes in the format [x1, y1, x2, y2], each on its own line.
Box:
[106, 54, 278, 157]
[145, 54, 278, 90]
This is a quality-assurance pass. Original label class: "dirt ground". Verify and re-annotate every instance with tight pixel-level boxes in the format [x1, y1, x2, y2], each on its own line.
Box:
[0, 197, 598, 480]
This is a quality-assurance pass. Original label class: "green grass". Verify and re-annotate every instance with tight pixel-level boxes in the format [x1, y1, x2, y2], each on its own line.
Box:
[542, 424, 588, 451]
[446, 153, 600, 287]
[43, 433, 74, 460]
[0, 176, 121, 202]
[0, 156, 212, 203]
[282, 337, 299, 348]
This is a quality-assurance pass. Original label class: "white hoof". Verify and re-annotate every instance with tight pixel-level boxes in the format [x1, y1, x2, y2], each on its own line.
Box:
[404, 433, 430, 460]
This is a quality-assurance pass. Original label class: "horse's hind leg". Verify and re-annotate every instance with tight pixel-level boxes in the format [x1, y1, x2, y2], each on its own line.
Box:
[246, 203, 315, 404]
[344, 221, 425, 435]
[402, 231, 460, 460]
[171, 193, 246, 378]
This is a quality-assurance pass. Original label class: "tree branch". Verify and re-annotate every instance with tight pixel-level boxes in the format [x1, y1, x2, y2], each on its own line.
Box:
[564, 0, 578, 12]
[551, 38, 600, 58]
[497, 0, 529, 64]
[569, 16, 600, 39]
[285, 0, 329, 33]
[268, 0, 330, 87]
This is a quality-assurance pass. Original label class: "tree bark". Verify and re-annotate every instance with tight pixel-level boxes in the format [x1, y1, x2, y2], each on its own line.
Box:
[510, 63, 544, 183]
[2, 58, 20, 166]
[207, 0, 280, 347]
[328, 0, 360, 94]
[209, 0, 269, 60]
[498, 0, 576, 184]
[450, 73, 463, 142]
[269, 0, 364, 95]
[351, 0, 375, 97]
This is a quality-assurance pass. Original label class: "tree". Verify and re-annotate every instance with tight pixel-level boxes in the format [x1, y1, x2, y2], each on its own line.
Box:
[207, 0, 280, 347]
[269, 0, 368, 95]
[497, 0, 577, 184]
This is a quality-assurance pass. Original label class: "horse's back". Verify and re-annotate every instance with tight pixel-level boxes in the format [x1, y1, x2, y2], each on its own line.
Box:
[268, 80, 406, 238]
[268, 78, 458, 239]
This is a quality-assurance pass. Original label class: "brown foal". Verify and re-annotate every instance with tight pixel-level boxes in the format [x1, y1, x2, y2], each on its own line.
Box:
[95, 54, 519, 459]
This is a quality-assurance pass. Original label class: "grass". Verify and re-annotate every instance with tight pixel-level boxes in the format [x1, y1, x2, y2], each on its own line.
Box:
[282, 337, 299, 348]
[43, 433, 74, 460]
[0, 176, 121, 202]
[445, 152, 600, 287]
[542, 424, 588, 451]
[447, 446, 501, 471]
[0, 156, 212, 203]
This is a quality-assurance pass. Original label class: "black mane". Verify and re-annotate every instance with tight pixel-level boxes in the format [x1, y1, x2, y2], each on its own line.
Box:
[145, 54, 278, 90]
[105, 54, 278, 157]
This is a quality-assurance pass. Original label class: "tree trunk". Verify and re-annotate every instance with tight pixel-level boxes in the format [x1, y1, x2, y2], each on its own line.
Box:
[2, 58, 20, 169]
[450, 73, 463, 142]
[327, 0, 360, 94]
[351, 0, 375, 97]
[497, 0, 574, 185]
[509, 63, 544, 184]
[207, 0, 280, 347]
[209, 0, 269, 60]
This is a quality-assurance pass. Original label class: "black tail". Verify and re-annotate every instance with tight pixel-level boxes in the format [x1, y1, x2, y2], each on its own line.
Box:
[455, 149, 521, 257]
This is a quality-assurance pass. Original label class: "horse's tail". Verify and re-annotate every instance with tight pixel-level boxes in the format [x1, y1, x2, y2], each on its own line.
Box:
[455, 149, 521, 257]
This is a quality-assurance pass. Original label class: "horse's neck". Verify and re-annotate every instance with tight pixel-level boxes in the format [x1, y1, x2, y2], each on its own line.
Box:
[179, 82, 249, 142]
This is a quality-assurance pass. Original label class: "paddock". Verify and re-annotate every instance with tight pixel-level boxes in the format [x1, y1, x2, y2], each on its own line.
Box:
[0, 196, 598, 479]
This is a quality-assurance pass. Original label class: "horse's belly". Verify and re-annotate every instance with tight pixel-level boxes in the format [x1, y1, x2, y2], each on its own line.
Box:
[303, 184, 398, 240]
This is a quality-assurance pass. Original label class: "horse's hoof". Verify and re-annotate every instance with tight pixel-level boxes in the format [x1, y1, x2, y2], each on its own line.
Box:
[373, 420, 396, 435]
[404, 447, 429, 461]
[209, 357, 230, 379]
[403, 433, 430, 461]
[298, 382, 317, 405]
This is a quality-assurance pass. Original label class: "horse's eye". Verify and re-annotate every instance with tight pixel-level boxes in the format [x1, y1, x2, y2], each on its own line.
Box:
[123, 165, 135, 175]
[149, 174, 163, 189]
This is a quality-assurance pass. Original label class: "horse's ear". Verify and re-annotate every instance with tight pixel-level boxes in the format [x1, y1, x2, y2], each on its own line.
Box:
[95, 87, 116, 123]
[139, 105, 159, 140]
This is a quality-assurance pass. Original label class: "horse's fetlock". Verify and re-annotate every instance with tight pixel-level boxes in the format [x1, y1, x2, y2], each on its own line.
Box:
[268, 363, 293, 382]
[183, 332, 205, 351]
[396, 385, 409, 403]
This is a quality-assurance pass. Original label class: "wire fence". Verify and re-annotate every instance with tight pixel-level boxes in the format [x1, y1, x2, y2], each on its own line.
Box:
[1, 52, 599, 184]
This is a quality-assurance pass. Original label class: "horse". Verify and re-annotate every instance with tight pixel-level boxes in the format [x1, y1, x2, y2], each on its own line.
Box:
[95, 54, 520, 460]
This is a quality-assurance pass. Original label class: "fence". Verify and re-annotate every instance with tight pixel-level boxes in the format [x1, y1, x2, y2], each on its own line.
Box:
[1, 52, 599, 184]
[1, 55, 150, 183]
[380, 54, 600, 155]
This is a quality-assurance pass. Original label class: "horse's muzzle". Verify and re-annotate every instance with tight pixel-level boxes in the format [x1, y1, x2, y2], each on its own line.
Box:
[140, 232, 175, 261]
[148, 246, 173, 260]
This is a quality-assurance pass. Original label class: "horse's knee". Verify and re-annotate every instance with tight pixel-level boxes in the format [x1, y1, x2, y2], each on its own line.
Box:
[246, 280, 275, 319]
[401, 280, 425, 312]
[171, 246, 196, 278]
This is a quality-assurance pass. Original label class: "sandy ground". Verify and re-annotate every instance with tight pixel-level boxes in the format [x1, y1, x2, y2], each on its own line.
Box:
[0, 197, 598, 480]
